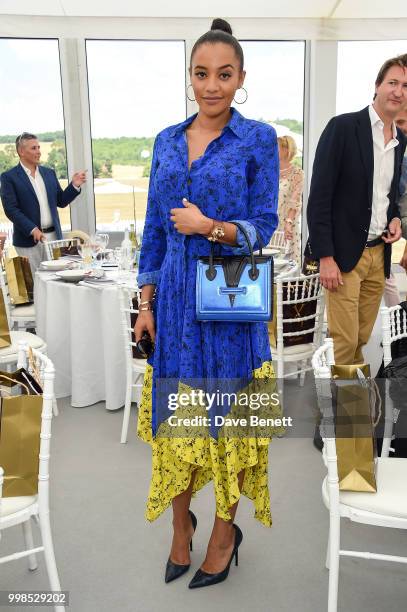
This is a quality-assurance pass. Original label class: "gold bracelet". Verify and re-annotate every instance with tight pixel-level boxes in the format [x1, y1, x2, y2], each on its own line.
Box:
[139, 305, 153, 312]
[139, 299, 153, 306]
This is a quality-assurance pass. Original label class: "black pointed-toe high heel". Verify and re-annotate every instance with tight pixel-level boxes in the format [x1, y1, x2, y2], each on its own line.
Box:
[188, 523, 243, 589]
[165, 510, 197, 583]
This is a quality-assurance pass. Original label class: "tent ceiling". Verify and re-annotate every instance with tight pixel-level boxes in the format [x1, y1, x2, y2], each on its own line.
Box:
[1, 0, 407, 19]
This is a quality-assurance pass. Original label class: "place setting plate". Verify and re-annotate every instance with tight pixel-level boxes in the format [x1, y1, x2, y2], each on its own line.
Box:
[40, 259, 72, 272]
[55, 269, 87, 282]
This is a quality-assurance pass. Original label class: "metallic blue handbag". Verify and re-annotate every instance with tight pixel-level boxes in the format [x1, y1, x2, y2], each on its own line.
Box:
[196, 222, 273, 322]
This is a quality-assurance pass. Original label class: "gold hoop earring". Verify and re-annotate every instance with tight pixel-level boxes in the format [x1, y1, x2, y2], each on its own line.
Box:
[186, 84, 196, 102]
[233, 87, 248, 104]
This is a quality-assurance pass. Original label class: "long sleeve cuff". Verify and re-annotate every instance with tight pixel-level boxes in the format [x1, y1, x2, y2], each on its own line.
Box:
[222, 220, 257, 255]
[137, 270, 160, 287]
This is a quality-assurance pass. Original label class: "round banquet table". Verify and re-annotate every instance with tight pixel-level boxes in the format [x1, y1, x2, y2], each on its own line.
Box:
[35, 270, 135, 410]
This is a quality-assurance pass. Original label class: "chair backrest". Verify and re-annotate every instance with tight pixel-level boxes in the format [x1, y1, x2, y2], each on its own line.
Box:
[276, 272, 325, 350]
[0, 343, 55, 511]
[44, 238, 80, 261]
[268, 230, 286, 251]
[381, 304, 407, 367]
[118, 286, 144, 367]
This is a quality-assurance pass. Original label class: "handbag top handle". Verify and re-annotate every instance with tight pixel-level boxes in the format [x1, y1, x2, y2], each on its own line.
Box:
[206, 222, 264, 282]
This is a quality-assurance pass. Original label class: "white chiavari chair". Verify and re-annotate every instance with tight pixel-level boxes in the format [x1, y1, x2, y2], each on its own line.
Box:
[267, 229, 286, 252]
[312, 338, 407, 612]
[0, 267, 36, 331]
[0, 342, 64, 611]
[380, 304, 407, 456]
[44, 238, 80, 261]
[380, 304, 407, 367]
[0, 271, 46, 368]
[118, 286, 147, 443]
[273, 273, 325, 385]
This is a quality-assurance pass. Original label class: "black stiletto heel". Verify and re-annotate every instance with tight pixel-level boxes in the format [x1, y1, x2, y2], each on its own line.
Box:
[165, 510, 197, 583]
[188, 524, 243, 589]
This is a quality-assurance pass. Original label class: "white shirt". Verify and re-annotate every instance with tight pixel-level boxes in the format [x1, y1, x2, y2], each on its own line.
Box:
[20, 162, 53, 229]
[368, 104, 399, 239]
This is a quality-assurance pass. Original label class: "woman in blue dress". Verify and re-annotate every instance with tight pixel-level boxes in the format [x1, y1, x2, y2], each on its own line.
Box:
[135, 18, 281, 589]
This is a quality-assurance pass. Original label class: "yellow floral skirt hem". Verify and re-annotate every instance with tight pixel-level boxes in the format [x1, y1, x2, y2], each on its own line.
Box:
[137, 362, 282, 527]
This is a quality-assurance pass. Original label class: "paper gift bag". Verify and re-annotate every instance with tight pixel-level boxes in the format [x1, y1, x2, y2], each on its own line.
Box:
[52, 240, 79, 260]
[0, 369, 43, 497]
[331, 364, 378, 493]
[0, 287, 11, 348]
[4, 253, 33, 305]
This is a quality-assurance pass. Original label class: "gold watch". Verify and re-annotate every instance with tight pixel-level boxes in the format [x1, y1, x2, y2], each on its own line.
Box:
[207, 222, 225, 242]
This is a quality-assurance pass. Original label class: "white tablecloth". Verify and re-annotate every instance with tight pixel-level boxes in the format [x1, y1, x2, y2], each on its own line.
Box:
[35, 271, 132, 410]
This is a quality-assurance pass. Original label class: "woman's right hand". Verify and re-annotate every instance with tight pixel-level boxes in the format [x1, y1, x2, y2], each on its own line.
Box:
[134, 311, 156, 343]
[284, 222, 293, 241]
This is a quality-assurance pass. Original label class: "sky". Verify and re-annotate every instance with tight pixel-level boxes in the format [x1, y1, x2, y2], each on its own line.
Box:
[0, 38, 406, 138]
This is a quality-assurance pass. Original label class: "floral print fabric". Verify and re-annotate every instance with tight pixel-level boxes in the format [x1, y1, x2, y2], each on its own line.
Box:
[276, 164, 304, 263]
[136, 108, 281, 524]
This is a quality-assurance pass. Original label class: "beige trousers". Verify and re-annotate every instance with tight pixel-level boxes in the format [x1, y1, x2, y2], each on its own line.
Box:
[325, 244, 385, 365]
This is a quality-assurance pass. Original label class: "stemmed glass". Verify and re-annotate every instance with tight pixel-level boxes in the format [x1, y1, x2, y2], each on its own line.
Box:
[96, 233, 109, 262]
[115, 246, 138, 281]
[77, 241, 92, 272]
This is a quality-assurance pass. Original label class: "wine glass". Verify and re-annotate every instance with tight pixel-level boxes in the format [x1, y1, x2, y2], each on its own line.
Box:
[89, 235, 102, 268]
[78, 241, 92, 272]
[115, 246, 138, 280]
[96, 233, 109, 262]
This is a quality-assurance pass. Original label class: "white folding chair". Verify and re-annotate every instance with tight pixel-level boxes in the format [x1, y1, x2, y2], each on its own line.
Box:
[44, 238, 80, 261]
[274, 273, 325, 385]
[312, 337, 407, 612]
[0, 268, 36, 331]
[118, 286, 147, 443]
[0, 343, 65, 612]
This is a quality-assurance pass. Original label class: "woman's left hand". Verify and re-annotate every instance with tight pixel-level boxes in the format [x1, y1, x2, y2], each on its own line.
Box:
[170, 198, 211, 235]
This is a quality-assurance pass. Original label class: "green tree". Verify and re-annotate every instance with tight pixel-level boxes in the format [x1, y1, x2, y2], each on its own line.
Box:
[45, 140, 67, 179]
[0, 146, 17, 173]
[274, 118, 303, 134]
[142, 161, 151, 178]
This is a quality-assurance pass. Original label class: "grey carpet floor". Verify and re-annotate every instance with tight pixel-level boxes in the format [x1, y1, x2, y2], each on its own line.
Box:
[1, 376, 406, 612]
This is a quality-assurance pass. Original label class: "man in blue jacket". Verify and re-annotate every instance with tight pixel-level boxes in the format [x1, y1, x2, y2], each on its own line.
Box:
[307, 55, 407, 364]
[0, 132, 86, 273]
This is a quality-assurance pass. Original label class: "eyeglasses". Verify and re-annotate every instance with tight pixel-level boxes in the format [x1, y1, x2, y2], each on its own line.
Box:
[15, 132, 37, 148]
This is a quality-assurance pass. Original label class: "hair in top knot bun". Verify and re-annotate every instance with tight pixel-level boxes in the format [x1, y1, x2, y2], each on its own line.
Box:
[190, 18, 244, 70]
[211, 18, 233, 35]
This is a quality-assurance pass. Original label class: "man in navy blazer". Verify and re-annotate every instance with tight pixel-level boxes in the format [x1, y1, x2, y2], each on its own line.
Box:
[307, 54, 407, 364]
[0, 132, 86, 273]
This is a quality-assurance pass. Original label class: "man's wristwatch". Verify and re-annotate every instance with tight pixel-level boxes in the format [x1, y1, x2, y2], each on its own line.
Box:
[207, 221, 225, 242]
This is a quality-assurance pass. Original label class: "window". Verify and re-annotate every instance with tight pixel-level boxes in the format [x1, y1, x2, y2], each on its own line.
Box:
[336, 40, 407, 114]
[86, 40, 186, 237]
[0, 38, 69, 229]
[239, 41, 305, 156]
[337, 40, 407, 262]
[239, 41, 306, 245]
